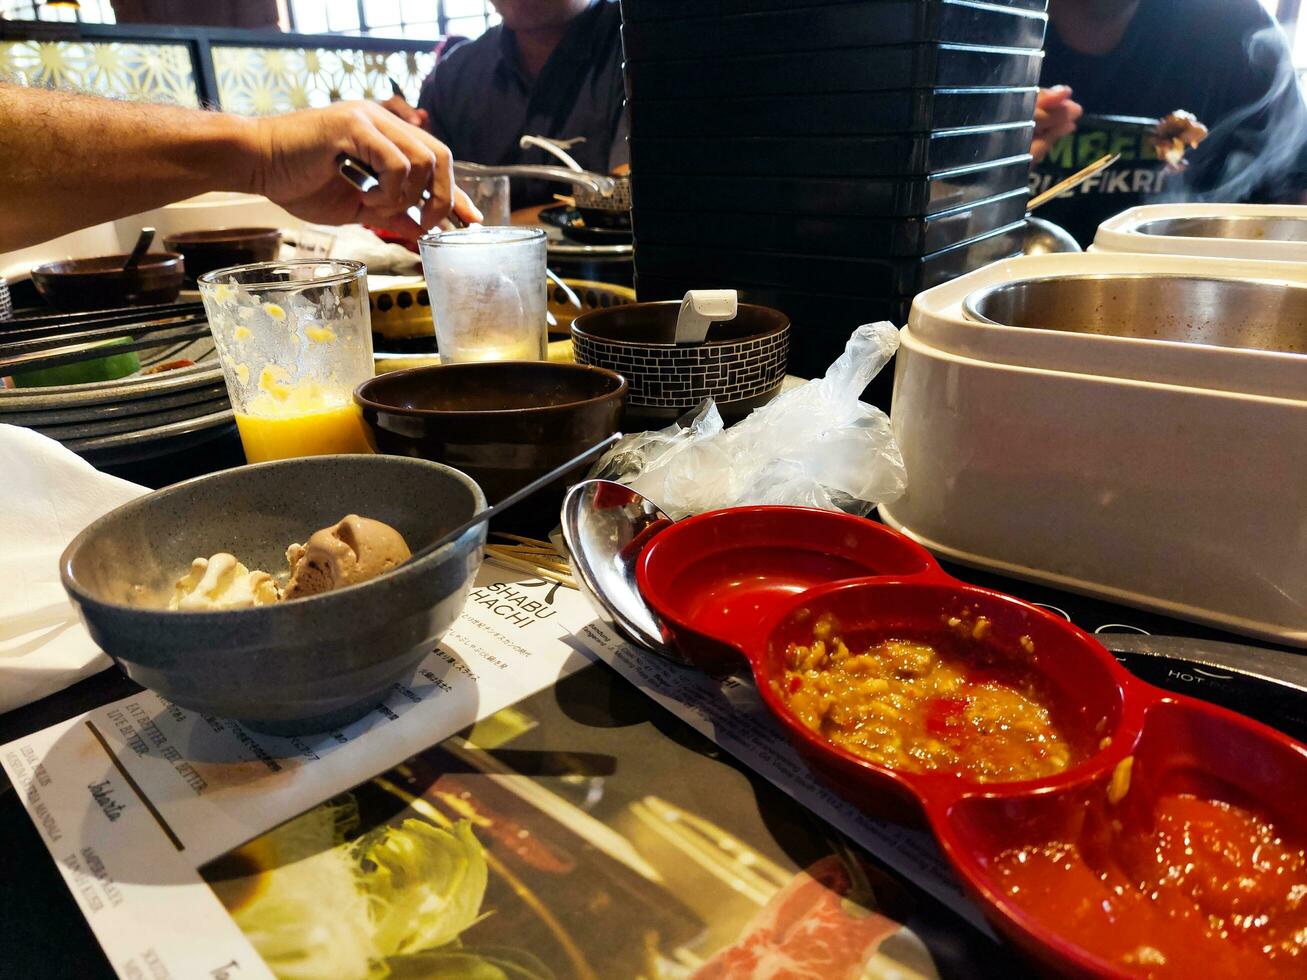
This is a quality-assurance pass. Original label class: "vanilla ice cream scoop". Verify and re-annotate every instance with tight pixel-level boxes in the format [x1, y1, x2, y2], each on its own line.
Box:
[283, 514, 411, 600]
[169, 553, 281, 611]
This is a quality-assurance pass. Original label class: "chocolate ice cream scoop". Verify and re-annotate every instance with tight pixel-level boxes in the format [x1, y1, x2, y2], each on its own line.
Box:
[283, 514, 411, 600]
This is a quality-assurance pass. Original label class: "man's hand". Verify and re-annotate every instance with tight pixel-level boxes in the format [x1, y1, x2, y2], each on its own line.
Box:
[380, 93, 430, 129]
[249, 100, 479, 235]
[0, 86, 480, 251]
[1032, 85, 1083, 163]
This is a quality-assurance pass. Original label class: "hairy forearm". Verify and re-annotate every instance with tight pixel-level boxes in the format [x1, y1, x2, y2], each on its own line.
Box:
[0, 85, 260, 252]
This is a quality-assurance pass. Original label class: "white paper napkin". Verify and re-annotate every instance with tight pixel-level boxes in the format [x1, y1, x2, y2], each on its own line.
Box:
[0, 424, 147, 713]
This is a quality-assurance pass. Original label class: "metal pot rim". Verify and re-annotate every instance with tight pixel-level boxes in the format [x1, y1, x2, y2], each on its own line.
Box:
[961, 272, 1307, 326]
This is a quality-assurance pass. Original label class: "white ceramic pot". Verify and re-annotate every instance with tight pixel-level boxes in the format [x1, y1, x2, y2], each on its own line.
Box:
[883, 252, 1307, 647]
[1092, 203, 1307, 262]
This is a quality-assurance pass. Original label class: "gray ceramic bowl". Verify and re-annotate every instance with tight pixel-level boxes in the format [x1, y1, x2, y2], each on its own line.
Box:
[61, 454, 486, 735]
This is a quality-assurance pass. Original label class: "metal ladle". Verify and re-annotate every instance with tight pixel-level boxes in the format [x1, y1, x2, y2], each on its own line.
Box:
[560, 478, 675, 653]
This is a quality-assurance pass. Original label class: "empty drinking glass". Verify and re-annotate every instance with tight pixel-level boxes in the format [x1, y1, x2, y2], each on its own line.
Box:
[456, 173, 512, 226]
[418, 227, 547, 363]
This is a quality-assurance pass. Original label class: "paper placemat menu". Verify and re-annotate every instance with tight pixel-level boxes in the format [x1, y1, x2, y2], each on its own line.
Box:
[573, 620, 994, 937]
[3, 563, 991, 979]
[1, 561, 595, 980]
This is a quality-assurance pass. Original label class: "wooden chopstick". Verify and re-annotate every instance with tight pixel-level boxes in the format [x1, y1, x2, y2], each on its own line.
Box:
[498, 553, 571, 571]
[485, 549, 578, 589]
[486, 543, 573, 569]
[485, 535, 578, 589]
[1027, 152, 1121, 211]
[490, 533, 569, 557]
[492, 532, 557, 546]
[491, 543, 567, 559]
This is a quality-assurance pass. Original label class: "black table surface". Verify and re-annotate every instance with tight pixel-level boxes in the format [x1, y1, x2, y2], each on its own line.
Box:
[0, 548, 1295, 978]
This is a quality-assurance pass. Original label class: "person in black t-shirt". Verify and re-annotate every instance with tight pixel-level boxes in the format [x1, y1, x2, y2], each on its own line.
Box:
[382, 0, 627, 207]
[1031, 0, 1307, 245]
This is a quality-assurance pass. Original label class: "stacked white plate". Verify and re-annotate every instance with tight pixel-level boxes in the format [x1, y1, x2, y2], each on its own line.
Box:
[0, 335, 232, 468]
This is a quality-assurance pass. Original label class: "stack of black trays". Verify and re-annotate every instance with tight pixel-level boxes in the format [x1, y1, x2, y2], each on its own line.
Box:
[620, 0, 1049, 388]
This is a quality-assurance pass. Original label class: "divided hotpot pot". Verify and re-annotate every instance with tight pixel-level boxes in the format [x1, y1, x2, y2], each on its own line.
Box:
[568, 493, 1307, 978]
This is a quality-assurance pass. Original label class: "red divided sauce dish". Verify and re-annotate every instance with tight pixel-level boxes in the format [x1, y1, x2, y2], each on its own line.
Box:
[637, 506, 936, 676]
[634, 506, 1307, 978]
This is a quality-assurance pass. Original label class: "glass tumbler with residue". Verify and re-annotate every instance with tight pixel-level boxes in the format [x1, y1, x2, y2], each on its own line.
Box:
[199, 259, 375, 463]
[419, 227, 548, 364]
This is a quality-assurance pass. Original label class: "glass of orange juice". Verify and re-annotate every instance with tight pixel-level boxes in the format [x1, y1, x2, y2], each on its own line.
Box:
[199, 259, 374, 463]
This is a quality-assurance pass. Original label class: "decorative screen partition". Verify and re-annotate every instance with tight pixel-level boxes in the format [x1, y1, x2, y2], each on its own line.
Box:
[0, 22, 435, 111]
[0, 37, 198, 104]
[212, 45, 434, 115]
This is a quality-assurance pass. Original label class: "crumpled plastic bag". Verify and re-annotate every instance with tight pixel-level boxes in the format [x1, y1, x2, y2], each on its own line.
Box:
[589, 322, 908, 520]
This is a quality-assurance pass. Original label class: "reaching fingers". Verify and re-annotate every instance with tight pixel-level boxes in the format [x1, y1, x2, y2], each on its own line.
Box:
[1047, 113, 1079, 142]
[281, 101, 475, 234]
[1036, 93, 1066, 114]
[369, 107, 466, 228]
[343, 113, 413, 211]
[380, 94, 425, 127]
[373, 118, 440, 217]
[415, 133, 454, 229]
[1034, 97, 1082, 146]
[451, 186, 483, 226]
[408, 128, 490, 228]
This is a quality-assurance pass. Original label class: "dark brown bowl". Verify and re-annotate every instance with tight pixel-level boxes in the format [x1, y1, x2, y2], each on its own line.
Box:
[356, 361, 627, 534]
[163, 227, 282, 283]
[31, 253, 185, 311]
[571, 300, 789, 428]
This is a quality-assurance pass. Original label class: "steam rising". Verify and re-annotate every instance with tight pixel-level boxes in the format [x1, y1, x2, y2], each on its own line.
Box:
[1164, 24, 1307, 204]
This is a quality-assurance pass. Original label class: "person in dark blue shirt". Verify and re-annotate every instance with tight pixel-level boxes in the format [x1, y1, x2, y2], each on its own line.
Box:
[383, 0, 626, 207]
[1030, 0, 1307, 245]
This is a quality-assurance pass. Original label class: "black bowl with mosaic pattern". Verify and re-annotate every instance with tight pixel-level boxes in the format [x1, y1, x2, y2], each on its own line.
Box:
[571, 300, 789, 428]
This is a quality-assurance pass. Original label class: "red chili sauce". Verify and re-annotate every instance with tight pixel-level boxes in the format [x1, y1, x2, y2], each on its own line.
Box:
[994, 793, 1307, 977]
